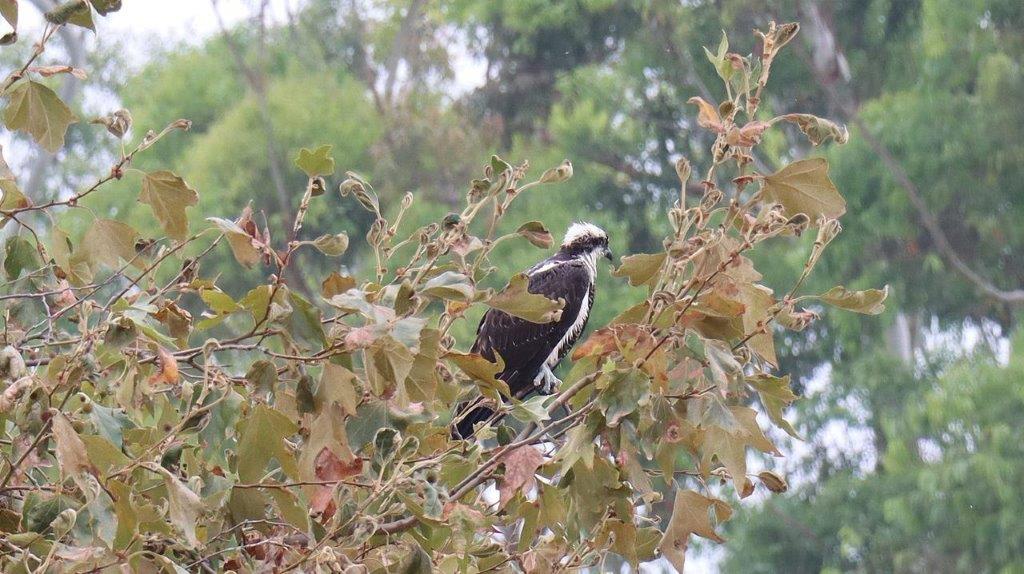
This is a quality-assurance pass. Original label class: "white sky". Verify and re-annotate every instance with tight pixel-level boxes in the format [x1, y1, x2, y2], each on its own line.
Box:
[15, 1, 275, 40]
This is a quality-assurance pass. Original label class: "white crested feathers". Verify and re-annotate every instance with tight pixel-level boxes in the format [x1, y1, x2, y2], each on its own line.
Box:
[561, 221, 607, 248]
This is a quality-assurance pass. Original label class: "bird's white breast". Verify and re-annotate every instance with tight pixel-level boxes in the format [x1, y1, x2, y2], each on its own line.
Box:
[546, 251, 598, 367]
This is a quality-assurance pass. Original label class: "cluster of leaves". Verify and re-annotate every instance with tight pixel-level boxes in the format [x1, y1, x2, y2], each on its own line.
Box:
[0, 11, 886, 573]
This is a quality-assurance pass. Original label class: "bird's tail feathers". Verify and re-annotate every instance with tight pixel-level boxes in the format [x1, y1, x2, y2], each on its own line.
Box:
[452, 402, 497, 439]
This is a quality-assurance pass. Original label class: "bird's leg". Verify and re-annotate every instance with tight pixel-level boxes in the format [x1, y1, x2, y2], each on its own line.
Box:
[533, 365, 561, 395]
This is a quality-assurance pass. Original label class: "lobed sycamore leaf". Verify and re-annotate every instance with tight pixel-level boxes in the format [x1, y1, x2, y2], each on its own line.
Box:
[3, 80, 77, 153]
[81, 218, 140, 272]
[498, 445, 544, 509]
[235, 404, 299, 482]
[147, 464, 204, 548]
[485, 272, 564, 324]
[613, 252, 666, 287]
[445, 351, 509, 398]
[762, 158, 846, 223]
[294, 144, 335, 177]
[658, 489, 732, 571]
[138, 171, 198, 241]
[700, 405, 779, 496]
[747, 374, 800, 438]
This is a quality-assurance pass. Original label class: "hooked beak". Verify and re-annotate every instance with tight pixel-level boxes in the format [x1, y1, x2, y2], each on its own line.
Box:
[604, 247, 614, 262]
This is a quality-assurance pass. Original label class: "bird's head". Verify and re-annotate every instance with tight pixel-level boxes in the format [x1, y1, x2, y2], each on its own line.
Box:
[561, 222, 613, 263]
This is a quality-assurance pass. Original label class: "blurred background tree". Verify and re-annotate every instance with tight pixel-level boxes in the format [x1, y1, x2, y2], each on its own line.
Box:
[10, 0, 1023, 570]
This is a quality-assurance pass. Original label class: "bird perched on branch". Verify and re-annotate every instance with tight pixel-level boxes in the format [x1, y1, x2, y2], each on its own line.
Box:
[454, 222, 613, 439]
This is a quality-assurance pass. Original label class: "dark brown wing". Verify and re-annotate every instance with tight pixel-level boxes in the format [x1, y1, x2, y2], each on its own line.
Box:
[471, 260, 591, 398]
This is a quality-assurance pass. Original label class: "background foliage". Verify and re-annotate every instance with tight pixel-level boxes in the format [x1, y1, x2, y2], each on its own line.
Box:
[0, 0, 1021, 572]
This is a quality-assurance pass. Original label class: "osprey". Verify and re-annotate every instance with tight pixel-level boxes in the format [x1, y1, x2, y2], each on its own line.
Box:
[454, 222, 612, 438]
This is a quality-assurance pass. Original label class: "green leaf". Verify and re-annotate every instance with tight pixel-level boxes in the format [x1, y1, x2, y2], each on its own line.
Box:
[297, 403, 355, 481]
[445, 351, 509, 398]
[363, 336, 414, 396]
[345, 402, 390, 452]
[406, 328, 441, 403]
[4, 235, 38, 280]
[139, 171, 198, 241]
[82, 218, 140, 271]
[307, 232, 348, 256]
[267, 488, 311, 532]
[598, 519, 661, 568]
[736, 282, 778, 367]
[235, 404, 298, 482]
[88, 0, 121, 16]
[485, 273, 565, 324]
[762, 158, 846, 223]
[566, 457, 630, 531]
[612, 252, 666, 287]
[294, 144, 335, 177]
[516, 221, 554, 248]
[509, 394, 551, 424]
[0, 146, 28, 228]
[778, 113, 849, 146]
[422, 271, 475, 301]
[701, 405, 779, 495]
[198, 389, 243, 467]
[3, 80, 77, 153]
[598, 370, 649, 427]
[703, 30, 734, 83]
[148, 464, 203, 548]
[819, 285, 889, 315]
[318, 360, 360, 415]
[245, 360, 278, 395]
[285, 290, 325, 349]
[748, 374, 799, 439]
[200, 289, 241, 315]
[490, 154, 512, 175]
[87, 402, 133, 449]
[45, 0, 93, 31]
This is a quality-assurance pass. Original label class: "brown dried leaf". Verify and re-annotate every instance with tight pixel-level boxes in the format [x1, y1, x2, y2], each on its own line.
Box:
[688, 97, 724, 133]
[148, 347, 179, 386]
[658, 489, 731, 571]
[498, 445, 545, 508]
